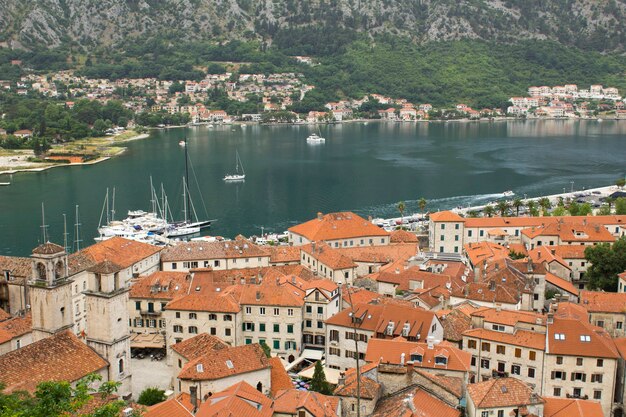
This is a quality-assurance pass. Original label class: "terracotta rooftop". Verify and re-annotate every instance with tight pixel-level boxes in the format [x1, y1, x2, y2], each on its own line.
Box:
[269, 357, 293, 396]
[144, 393, 194, 417]
[171, 333, 229, 361]
[545, 272, 579, 295]
[543, 397, 604, 417]
[464, 242, 510, 267]
[289, 211, 389, 241]
[437, 306, 475, 342]
[471, 307, 546, 327]
[0, 314, 31, 344]
[365, 337, 471, 372]
[274, 389, 340, 417]
[339, 243, 417, 265]
[528, 246, 570, 270]
[301, 242, 357, 270]
[326, 303, 436, 340]
[166, 291, 241, 313]
[521, 222, 615, 243]
[376, 266, 460, 293]
[0, 255, 31, 279]
[414, 369, 464, 398]
[70, 237, 161, 274]
[467, 378, 542, 409]
[195, 381, 273, 417]
[0, 308, 10, 322]
[178, 343, 270, 381]
[342, 287, 380, 307]
[463, 328, 546, 350]
[390, 229, 419, 243]
[161, 235, 269, 262]
[452, 281, 521, 306]
[548, 245, 588, 259]
[87, 259, 123, 275]
[267, 246, 301, 264]
[334, 368, 381, 400]
[580, 290, 626, 314]
[371, 387, 461, 417]
[0, 331, 108, 393]
[463, 214, 626, 229]
[32, 242, 65, 255]
[129, 271, 191, 300]
[429, 211, 464, 222]
[547, 315, 618, 359]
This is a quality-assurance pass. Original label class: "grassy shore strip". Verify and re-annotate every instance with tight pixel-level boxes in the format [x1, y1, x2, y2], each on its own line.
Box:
[0, 131, 149, 175]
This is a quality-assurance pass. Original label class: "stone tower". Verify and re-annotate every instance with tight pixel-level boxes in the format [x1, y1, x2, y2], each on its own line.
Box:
[83, 260, 132, 396]
[29, 242, 74, 341]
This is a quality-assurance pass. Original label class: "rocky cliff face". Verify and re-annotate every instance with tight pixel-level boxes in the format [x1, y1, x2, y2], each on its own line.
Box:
[1, 0, 624, 51]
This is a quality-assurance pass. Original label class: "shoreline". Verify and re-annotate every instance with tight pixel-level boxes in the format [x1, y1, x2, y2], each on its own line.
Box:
[0, 133, 149, 177]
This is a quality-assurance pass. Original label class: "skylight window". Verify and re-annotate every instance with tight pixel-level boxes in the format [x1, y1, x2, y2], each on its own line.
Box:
[554, 333, 566, 340]
[580, 335, 591, 342]
[197, 364, 204, 372]
[226, 360, 234, 369]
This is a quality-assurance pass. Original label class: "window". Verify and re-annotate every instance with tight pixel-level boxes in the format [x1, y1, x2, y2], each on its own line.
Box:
[411, 354, 423, 363]
[189, 326, 198, 334]
[245, 307, 252, 314]
[171, 263, 177, 270]
[173, 325, 183, 333]
[317, 321, 324, 329]
[511, 365, 521, 375]
[467, 339, 477, 349]
[210, 327, 216, 335]
[481, 412, 489, 417]
[175, 312, 180, 319]
[471, 356, 477, 366]
[245, 338, 252, 345]
[435, 356, 448, 365]
[440, 235, 445, 241]
[572, 372, 586, 381]
[480, 230, 484, 237]
[528, 368, 536, 378]
[288, 308, 294, 316]
[274, 308, 280, 316]
[580, 335, 591, 342]
[273, 340, 280, 349]
[553, 388, 561, 396]
[306, 305, 312, 313]
[305, 320, 312, 328]
[259, 323, 266, 332]
[498, 411, 504, 417]
[260, 307, 266, 315]
[243, 322, 255, 331]
[273, 323, 280, 332]
[468, 230, 473, 237]
[597, 359, 604, 367]
[529, 351, 536, 361]
[515, 348, 521, 358]
[576, 358, 583, 366]
[118, 359, 124, 375]
[556, 356, 563, 365]
[441, 224, 445, 230]
[208, 313, 217, 320]
[496, 345, 506, 354]
[330, 330, 339, 342]
[481, 342, 490, 352]
[480, 359, 490, 369]
[573, 388, 582, 398]
[594, 390, 602, 400]
[329, 347, 341, 356]
[135, 301, 141, 310]
[225, 328, 231, 336]
[591, 374, 603, 383]
[492, 324, 505, 332]
[617, 322, 623, 330]
[554, 333, 565, 340]
[552, 371, 566, 380]
[189, 313, 197, 320]
[287, 324, 294, 333]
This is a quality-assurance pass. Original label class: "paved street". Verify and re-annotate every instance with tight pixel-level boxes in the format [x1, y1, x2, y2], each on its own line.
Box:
[131, 356, 172, 397]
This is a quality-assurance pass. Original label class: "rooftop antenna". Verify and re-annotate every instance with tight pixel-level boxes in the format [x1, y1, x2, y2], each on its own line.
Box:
[74, 205, 82, 252]
[40, 202, 49, 243]
[62, 214, 69, 253]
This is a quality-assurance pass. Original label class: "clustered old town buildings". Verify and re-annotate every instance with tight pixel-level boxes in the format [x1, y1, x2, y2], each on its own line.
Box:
[1, 209, 626, 417]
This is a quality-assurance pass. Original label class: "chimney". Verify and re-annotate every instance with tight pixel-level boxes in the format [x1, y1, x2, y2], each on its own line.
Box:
[256, 291, 261, 301]
[317, 212, 323, 220]
[527, 258, 533, 272]
[189, 386, 198, 412]
[427, 336, 435, 349]
[312, 241, 316, 253]
[547, 312, 554, 324]
[583, 218, 587, 226]
[400, 352, 405, 365]
[395, 268, 400, 274]
[338, 372, 346, 386]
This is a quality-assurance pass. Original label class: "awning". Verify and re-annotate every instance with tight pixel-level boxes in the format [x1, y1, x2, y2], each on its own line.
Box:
[130, 333, 165, 349]
[298, 362, 342, 384]
[284, 349, 324, 372]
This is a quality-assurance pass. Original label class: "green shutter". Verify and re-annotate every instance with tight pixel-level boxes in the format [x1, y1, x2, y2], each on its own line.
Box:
[273, 340, 280, 349]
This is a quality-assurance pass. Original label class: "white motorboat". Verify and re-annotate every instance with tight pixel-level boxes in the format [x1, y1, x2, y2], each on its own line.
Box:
[179, 140, 186, 147]
[224, 150, 245, 181]
[502, 190, 515, 197]
[306, 133, 326, 143]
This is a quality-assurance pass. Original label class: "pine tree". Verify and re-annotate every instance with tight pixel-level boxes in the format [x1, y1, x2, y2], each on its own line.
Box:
[310, 361, 331, 395]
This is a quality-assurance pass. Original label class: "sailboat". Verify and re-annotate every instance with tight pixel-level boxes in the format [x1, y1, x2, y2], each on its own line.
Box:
[223, 150, 246, 181]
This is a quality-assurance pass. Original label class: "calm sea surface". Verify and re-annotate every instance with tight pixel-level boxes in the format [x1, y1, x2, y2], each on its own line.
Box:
[1, 119, 625, 256]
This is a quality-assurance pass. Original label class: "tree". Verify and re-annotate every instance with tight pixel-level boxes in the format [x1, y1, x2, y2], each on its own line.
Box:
[526, 200, 539, 217]
[137, 387, 166, 406]
[512, 198, 523, 216]
[260, 341, 271, 358]
[496, 200, 510, 217]
[0, 374, 132, 417]
[616, 178, 625, 188]
[483, 205, 495, 218]
[397, 201, 406, 224]
[538, 197, 552, 215]
[418, 198, 427, 219]
[310, 361, 332, 395]
[509, 250, 526, 260]
[604, 197, 615, 212]
[616, 197, 626, 215]
[585, 237, 626, 291]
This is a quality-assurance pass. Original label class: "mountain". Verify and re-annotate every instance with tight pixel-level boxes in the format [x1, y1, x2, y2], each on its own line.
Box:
[0, 0, 625, 52]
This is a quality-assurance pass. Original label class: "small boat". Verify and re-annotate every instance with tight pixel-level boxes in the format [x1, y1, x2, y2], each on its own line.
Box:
[179, 140, 186, 147]
[224, 150, 245, 181]
[502, 190, 515, 197]
[306, 133, 325, 144]
[0, 182, 10, 186]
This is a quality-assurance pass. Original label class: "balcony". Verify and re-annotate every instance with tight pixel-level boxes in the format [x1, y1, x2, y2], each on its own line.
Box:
[140, 309, 162, 316]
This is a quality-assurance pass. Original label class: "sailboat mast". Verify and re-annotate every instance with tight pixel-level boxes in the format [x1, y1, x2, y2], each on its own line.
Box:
[111, 187, 116, 221]
[63, 214, 69, 253]
[74, 205, 82, 252]
[184, 136, 191, 223]
[40, 202, 48, 243]
[182, 176, 188, 223]
[105, 188, 110, 224]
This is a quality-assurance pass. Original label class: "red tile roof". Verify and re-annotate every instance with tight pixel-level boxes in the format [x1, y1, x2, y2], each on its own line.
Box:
[161, 235, 269, 262]
[301, 243, 357, 270]
[144, 393, 194, 417]
[171, 333, 229, 360]
[390, 229, 419, 243]
[545, 272, 579, 295]
[0, 308, 10, 322]
[528, 246, 570, 269]
[548, 245, 587, 259]
[274, 389, 340, 417]
[580, 291, 626, 314]
[178, 343, 270, 381]
[463, 215, 626, 229]
[437, 306, 476, 342]
[0, 256, 31, 279]
[522, 222, 615, 243]
[464, 242, 510, 267]
[471, 307, 546, 327]
[196, 381, 273, 417]
[543, 397, 604, 417]
[376, 266, 460, 293]
[326, 303, 436, 340]
[269, 357, 293, 396]
[129, 271, 191, 300]
[166, 292, 241, 313]
[0, 314, 31, 344]
[339, 243, 417, 265]
[267, 246, 301, 264]
[547, 315, 619, 358]
[371, 387, 461, 417]
[467, 378, 542, 409]
[342, 288, 380, 307]
[289, 212, 389, 241]
[414, 370, 464, 398]
[429, 211, 464, 222]
[463, 328, 546, 350]
[365, 338, 471, 372]
[0, 331, 108, 393]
